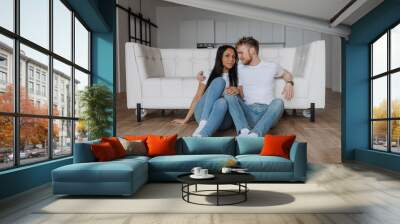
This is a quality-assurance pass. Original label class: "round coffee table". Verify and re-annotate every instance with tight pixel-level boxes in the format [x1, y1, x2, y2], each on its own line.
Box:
[177, 172, 255, 206]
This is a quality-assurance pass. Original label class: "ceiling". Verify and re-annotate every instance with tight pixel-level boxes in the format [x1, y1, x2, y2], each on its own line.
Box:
[162, 0, 383, 37]
[222, 0, 352, 23]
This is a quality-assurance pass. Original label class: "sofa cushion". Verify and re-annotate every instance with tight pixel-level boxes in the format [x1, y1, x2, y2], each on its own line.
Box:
[91, 142, 118, 162]
[147, 134, 177, 157]
[177, 137, 235, 155]
[236, 155, 293, 172]
[74, 139, 100, 163]
[149, 154, 235, 172]
[260, 135, 296, 159]
[52, 158, 148, 183]
[118, 138, 147, 156]
[101, 137, 127, 158]
[236, 137, 264, 155]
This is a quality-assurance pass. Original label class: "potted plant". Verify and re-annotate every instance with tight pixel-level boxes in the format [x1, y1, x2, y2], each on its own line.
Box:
[79, 84, 113, 140]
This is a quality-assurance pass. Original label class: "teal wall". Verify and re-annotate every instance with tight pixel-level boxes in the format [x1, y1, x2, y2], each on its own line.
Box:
[0, 0, 116, 200]
[343, 0, 400, 171]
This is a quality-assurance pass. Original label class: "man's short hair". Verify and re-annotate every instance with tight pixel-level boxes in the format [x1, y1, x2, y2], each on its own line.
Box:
[235, 36, 259, 54]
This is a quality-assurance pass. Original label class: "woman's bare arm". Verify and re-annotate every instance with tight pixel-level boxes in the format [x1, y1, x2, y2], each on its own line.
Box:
[172, 82, 206, 124]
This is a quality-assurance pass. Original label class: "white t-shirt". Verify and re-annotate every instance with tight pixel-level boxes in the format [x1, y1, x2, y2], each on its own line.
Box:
[201, 72, 230, 88]
[238, 61, 283, 105]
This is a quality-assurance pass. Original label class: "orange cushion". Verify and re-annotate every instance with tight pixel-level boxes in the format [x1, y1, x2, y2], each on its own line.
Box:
[260, 135, 296, 159]
[146, 134, 177, 157]
[91, 142, 117, 162]
[101, 137, 127, 158]
[124, 135, 148, 141]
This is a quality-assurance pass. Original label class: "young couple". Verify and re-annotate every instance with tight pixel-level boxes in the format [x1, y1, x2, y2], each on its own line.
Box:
[173, 37, 294, 137]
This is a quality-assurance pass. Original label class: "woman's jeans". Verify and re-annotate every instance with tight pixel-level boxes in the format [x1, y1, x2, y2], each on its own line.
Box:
[194, 77, 233, 137]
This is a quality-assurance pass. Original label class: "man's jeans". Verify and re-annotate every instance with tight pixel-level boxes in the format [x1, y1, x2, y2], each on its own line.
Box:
[194, 77, 233, 137]
[224, 94, 284, 136]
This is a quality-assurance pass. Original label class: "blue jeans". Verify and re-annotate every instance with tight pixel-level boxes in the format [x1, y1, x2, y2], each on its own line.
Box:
[224, 94, 284, 136]
[194, 77, 233, 137]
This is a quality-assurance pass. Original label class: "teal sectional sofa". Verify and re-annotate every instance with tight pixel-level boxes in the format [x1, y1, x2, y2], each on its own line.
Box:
[52, 137, 307, 196]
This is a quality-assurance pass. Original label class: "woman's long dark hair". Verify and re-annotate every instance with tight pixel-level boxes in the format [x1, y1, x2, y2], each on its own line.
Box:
[205, 45, 238, 90]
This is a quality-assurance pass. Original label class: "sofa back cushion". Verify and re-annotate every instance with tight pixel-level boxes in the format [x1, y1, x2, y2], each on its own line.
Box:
[236, 137, 264, 155]
[177, 137, 235, 155]
[101, 137, 127, 158]
[147, 134, 178, 157]
[73, 139, 100, 163]
[133, 43, 165, 78]
[91, 142, 118, 162]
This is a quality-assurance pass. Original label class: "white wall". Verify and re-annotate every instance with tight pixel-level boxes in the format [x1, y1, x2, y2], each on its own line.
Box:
[116, 0, 176, 92]
[116, 2, 342, 93]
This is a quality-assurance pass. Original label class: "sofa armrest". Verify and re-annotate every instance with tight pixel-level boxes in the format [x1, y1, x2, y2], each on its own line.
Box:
[289, 141, 307, 181]
[73, 140, 100, 163]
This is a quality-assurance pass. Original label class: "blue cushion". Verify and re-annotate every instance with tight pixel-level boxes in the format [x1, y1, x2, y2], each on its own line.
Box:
[236, 155, 293, 172]
[236, 137, 264, 155]
[177, 137, 235, 155]
[149, 154, 235, 172]
[73, 139, 100, 163]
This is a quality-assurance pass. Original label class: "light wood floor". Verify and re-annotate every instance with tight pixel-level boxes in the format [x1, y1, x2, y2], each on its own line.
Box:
[1, 162, 400, 224]
[117, 89, 341, 163]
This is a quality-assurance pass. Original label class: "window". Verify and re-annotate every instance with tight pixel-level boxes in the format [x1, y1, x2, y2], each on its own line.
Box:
[42, 85, 46, 97]
[53, 59, 72, 117]
[20, 0, 49, 49]
[371, 23, 400, 154]
[75, 18, 89, 70]
[35, 70, 41, 81]
[0, 0, 91, 170]
[0, 0, 14, 31]
[0, 35, 13, 113]
[53, 0, 72, 60]
[0, 71, 6, 85]
[0, 55, 7, 67]
[36, 83, 40, 95]
[28, 81, 34, 94]
[28, 67, 34, 80]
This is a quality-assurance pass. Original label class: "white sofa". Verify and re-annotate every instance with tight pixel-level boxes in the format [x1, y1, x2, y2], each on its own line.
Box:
[125, 41, 325, 122]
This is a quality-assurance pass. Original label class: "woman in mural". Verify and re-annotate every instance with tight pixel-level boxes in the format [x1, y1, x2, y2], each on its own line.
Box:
[172, 45, 239, 137]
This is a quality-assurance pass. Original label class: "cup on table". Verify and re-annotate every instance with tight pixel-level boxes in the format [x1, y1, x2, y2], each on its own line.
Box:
[191, 167, 202, 176]
[221, 167, 232, 174]
[199, 168, 208, 176]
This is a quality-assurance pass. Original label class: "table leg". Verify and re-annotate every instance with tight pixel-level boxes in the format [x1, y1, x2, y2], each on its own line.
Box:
[195, 184, 198, 192]
[217, 184, 219, 206]
[245, 183, 247, 201]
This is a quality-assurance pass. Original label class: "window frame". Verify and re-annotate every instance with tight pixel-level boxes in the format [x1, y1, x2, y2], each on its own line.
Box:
[0, 0, 92, 171]
[370, 20, 400, 154]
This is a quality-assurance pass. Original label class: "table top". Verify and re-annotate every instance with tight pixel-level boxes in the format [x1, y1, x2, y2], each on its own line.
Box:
[177, 172, 255, 185]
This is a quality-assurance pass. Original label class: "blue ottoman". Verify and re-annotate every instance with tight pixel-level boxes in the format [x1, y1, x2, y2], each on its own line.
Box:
[52, 156, 148, 196]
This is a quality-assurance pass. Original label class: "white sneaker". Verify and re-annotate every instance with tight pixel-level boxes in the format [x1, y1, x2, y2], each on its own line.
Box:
[238, 128, 250, 137]
[192, 120, 207, 137]
[248, 132, 259, 137]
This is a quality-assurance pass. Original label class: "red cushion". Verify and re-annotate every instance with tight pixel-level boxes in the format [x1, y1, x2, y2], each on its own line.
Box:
[260, 135, 296, 159]
[124, 135, 148, 141]
[146, 134, 177, 157]
[91, 142, 117, 162]
[101, 137, 127, 158]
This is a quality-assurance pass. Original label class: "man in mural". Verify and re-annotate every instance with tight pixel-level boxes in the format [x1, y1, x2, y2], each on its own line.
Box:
[222, 36, 294, 137]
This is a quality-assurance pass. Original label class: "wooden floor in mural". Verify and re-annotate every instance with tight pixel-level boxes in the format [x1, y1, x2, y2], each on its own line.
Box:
[116, 88, 341, 164]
